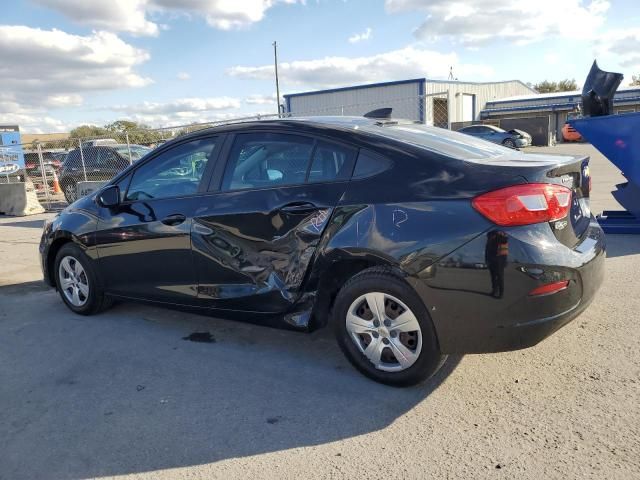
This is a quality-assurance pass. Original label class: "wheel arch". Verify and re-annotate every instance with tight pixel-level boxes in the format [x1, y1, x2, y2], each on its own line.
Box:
[46, 235, 74, 288]
[308, 253, 406, 331]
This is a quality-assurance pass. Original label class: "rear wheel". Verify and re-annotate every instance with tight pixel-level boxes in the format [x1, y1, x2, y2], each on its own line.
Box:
[55, 243, 111, 315]
[333, 268, 444, 387]
[502, 138, 516, 149]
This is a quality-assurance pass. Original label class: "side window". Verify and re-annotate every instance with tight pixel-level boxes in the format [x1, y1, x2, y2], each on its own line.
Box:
[221, 133, 313, 191]
[307, 141, 356, 183]
[352, 149, 392, 179]
[64, 150, 81, 168]
[83, 148, 101, 168]
[126, 137, 217, 201]
[97, 148, 119, 167]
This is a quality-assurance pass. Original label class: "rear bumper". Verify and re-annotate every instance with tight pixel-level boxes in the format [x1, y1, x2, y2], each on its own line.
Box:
[408, 220, 605, 354]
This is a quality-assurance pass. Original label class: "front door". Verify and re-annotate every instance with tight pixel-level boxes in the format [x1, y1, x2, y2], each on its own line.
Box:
[191, 131, 357, 313]
[95, 135, 221, 303]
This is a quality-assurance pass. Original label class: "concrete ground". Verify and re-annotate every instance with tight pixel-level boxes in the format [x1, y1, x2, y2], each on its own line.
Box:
[1, 144, 638, 479]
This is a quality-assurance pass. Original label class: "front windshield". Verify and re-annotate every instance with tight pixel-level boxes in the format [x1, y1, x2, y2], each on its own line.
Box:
[364, 123, 524, 160]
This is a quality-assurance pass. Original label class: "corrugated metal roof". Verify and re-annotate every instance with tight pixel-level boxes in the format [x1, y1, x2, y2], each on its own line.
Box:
[284, 78, 535, 99]
[487, 85, 640, 105]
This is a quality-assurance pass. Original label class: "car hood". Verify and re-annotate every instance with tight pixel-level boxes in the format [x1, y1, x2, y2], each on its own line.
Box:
[508, 129, 531, 139]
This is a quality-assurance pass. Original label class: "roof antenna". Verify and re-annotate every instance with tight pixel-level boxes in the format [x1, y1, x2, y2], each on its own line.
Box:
[363, 108, 393, 119]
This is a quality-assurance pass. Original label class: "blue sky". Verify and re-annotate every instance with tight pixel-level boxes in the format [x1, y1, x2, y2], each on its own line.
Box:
[2, 0, 640, 132]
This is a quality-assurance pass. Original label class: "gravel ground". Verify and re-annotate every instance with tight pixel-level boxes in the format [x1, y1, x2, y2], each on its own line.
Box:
[0, 144, 638, 479]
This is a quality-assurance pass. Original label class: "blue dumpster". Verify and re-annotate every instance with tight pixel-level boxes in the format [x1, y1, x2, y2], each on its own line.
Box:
[569, 61, 640, 234]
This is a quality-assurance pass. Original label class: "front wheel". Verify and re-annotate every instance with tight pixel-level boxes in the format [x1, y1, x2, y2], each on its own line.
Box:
[62, 180, 77, 204]
[333, 268, 444, 387]
[502, 138, 516, 149]
[55, 243, 112, 315]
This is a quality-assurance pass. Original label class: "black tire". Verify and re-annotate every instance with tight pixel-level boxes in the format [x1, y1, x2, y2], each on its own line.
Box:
[54, 243, 112, 315]
[332, 268, 444, 387]
[502, 138, 516, 149]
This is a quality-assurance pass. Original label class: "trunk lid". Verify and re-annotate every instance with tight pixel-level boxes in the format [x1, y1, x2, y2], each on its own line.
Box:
[538, 155, 591, 247]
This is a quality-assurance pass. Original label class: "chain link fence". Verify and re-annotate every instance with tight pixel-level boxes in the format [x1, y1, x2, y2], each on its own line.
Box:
[1, 93, 452, 211]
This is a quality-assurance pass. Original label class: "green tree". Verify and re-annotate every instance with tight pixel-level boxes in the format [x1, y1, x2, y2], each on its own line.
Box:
[533, 79, 578, 93]
[69, 125, 109, 139]
[105, 120, 163, 146]
[630, 75, 640, 86]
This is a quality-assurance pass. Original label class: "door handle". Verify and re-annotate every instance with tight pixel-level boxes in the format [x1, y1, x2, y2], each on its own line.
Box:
[161, 214, 186, 226]
[279, 202, 318, 214]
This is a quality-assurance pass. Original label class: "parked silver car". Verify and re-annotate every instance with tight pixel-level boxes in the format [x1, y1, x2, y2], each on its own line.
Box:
[458, 124, 532, 148]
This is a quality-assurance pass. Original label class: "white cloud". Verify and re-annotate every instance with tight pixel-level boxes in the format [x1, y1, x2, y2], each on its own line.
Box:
[245, 93, 278, 105]
[33, 0, 159, 36]
[385, 0, 610, 46]
[104, 97, 243, 126]
[110, 97, 241, 115]
[228, 46, 493, 88]
[0, 108, 71, 134]
[177, 72, 191, 80]
[0, 26, 151, 131]
[349, 27, 372, 44]
[34, 0, 302, 35]
[116, 109, 272, 129]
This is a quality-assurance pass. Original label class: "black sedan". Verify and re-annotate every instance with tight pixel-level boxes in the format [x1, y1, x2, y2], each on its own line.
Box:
[40, 117, 604, 386]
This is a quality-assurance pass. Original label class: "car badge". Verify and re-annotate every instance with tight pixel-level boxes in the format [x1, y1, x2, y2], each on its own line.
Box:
[554, 220, 568, 230]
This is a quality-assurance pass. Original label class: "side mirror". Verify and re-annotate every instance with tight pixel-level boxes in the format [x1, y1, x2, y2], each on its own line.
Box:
[97, 185, 120, 208]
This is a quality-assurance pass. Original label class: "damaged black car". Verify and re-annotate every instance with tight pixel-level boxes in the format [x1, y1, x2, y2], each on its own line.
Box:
[40, 115, 604, 386]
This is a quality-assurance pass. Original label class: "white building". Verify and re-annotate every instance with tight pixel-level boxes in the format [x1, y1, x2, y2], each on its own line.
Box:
[283, 78, 536, 127]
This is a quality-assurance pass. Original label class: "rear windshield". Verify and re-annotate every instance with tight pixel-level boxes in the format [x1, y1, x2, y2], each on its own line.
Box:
[362, 123, 523, 160]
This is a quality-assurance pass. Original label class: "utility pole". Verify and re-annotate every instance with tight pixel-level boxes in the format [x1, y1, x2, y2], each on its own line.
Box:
[273, 41, 281, 117]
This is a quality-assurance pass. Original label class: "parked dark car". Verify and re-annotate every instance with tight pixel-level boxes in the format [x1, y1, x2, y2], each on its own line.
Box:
[59, 144, 151, 203]
[458, 124, 532, 148]
[24, 151, 65, 174]
[40, 117, 604, 386]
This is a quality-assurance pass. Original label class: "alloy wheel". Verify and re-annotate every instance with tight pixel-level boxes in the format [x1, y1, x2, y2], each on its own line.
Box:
[58, 256, 89, 307]
[345, 292, 422, 372]
[64, 184, 77, 202]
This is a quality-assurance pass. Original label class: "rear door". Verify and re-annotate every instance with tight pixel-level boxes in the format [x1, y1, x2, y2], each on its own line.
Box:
[191, 131, 357, 313]
[95, 135, 221, 303]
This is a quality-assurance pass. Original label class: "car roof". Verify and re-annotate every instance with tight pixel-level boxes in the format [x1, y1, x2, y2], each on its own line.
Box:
[174, 116, 417, 143]
[171, 116, 517, 161]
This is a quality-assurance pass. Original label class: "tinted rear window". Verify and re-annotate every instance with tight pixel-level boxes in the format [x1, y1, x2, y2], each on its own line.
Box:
[362, 124, 520, 160]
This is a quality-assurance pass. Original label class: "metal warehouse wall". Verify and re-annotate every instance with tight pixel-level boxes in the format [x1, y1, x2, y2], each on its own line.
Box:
[425, 81, 536, 123]
[286, 80, 424, 121]
[285, 79, 536, 125]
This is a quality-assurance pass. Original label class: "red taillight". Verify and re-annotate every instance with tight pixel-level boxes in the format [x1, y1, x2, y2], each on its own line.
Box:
[529, 280, 569, 296]
[472, 183, 572, 226]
